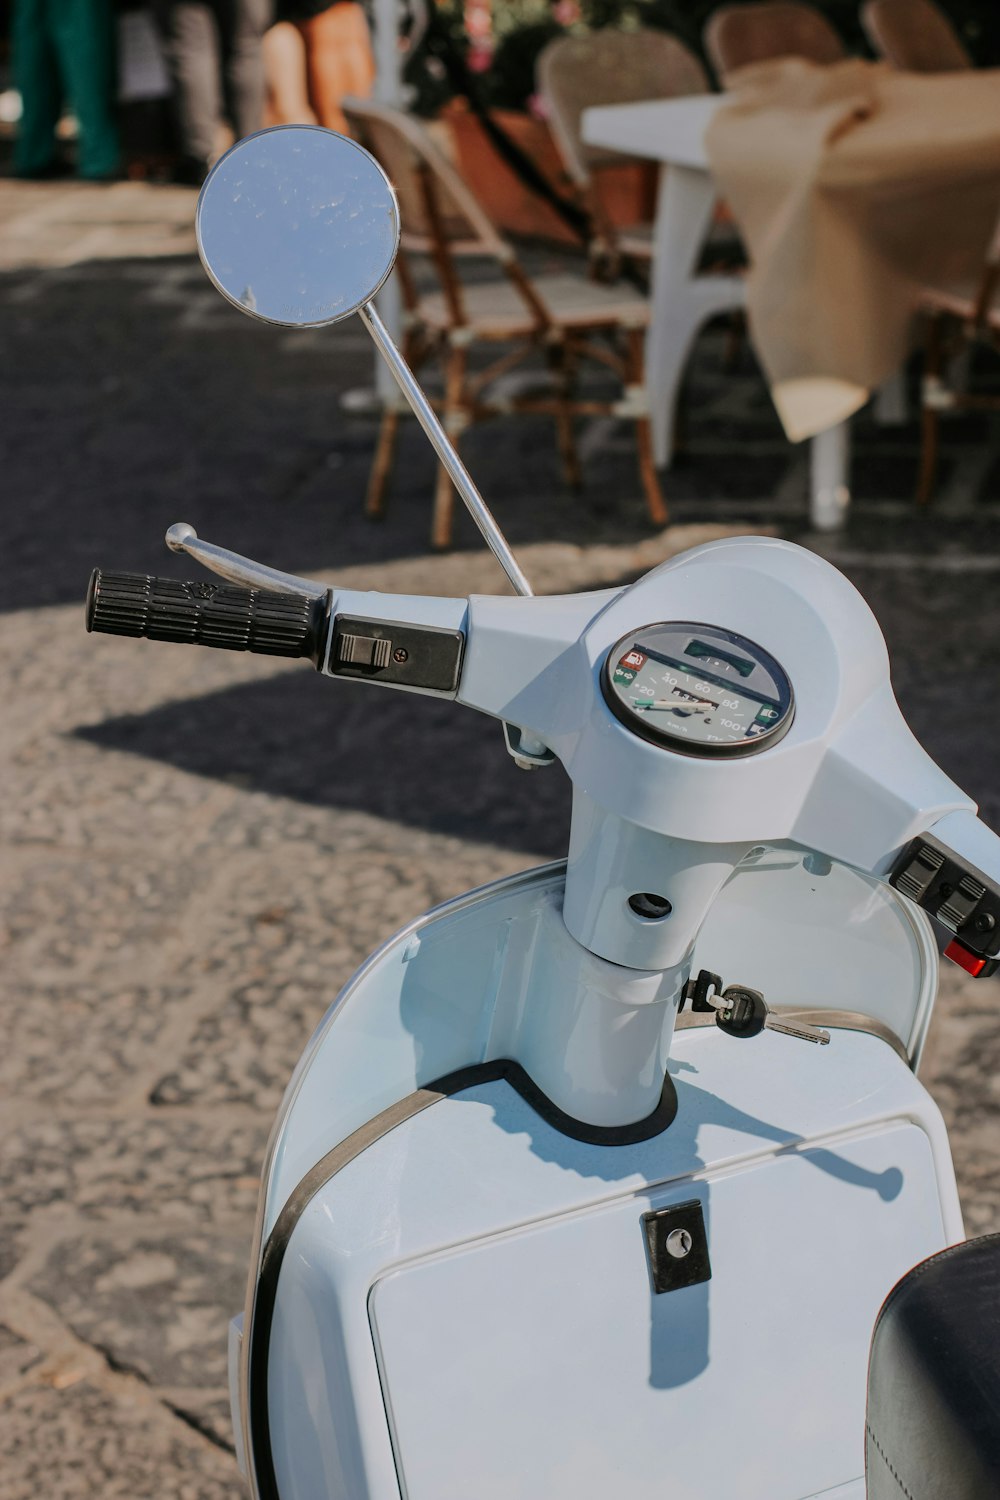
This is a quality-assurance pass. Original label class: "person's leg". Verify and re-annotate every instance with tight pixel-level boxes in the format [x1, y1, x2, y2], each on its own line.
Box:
[48, 0, 119, 178]
[11, 0, 61, 176]
[151, 0, 223, 175]
[263, 20, 315, 125]
[215, 0, 268, 143]
[298, 1, 373, 134]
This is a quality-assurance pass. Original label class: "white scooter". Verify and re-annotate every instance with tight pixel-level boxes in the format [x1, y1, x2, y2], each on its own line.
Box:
[85, 127, 1000, 1500]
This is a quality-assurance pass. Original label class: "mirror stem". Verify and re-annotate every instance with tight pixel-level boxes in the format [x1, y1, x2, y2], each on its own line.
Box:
[358, 300, 534, 598]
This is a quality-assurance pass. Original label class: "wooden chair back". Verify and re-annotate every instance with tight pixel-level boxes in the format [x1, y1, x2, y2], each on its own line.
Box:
[537, 29, 709, 187]
[705, 2, 845, 79]
[342, 98, 511, 262]
[341, 97, 546, 328]
[861, 0, 971, 73]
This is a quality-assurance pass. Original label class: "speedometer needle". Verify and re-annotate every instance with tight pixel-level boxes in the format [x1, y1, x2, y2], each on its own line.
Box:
[634, 697, 714, 713]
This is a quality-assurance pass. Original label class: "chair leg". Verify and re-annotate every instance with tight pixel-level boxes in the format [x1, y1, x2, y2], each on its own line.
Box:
[917, 408, 941, 510]
[431, 457, 455, 551]
[917, 314, 945, 508]
[548, 340, 582, 491]
[636, 415, 668, 528]
[365, 329, 422, 520]
[431, 344, 467, 551]
[627, 329, 668, 528]
[365, 406, 399, 520]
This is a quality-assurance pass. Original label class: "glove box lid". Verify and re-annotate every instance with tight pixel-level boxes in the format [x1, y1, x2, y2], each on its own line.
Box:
[370, 1121, 945, 1500]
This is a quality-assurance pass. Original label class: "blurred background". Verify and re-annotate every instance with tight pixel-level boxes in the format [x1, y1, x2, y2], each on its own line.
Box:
[3, 1, 1000, 1494]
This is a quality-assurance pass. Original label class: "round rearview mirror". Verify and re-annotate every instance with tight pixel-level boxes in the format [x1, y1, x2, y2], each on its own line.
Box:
[196, 125, 400, 328]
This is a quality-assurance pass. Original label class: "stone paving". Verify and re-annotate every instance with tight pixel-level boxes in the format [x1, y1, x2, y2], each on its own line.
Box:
[3, 175, 1000, 1497]
[0, 177, 198, 270]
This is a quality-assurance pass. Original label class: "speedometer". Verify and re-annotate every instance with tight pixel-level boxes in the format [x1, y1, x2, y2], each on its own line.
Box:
[602, 622, 793, 758]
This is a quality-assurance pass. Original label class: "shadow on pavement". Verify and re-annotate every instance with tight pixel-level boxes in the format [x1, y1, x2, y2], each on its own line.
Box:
[77, 668, 573, 857]
[75, 548, 1000, 854]
[1, 254, 702, 616]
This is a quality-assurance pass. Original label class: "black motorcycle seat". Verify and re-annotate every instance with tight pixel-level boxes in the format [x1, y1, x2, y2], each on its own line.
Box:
[866, 1233, 1000, 1499]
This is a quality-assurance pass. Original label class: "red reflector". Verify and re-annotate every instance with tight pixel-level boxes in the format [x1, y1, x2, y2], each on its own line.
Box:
[944, 939, 987, 977]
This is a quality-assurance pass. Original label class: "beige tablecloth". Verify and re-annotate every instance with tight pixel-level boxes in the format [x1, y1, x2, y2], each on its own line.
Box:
[705, 58, 1000, 439]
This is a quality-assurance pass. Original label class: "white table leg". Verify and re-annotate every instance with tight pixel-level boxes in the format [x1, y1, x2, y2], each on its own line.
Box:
[810, 422, 851, 532]
[647, 163, 744, 467]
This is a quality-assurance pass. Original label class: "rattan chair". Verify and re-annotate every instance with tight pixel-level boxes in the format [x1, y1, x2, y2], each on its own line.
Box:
[537, 30, 709, 273]
[861, 0, 971, 74]
[342, 97, 665, 549]
[705, 2, 845, 80]
[915, 220, 1000, 504]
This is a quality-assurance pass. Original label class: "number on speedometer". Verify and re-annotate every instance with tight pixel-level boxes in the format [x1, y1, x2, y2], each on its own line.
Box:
[603, 622, 793, 758]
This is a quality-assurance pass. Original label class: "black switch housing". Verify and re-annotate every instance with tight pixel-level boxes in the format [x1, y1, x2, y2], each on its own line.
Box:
[328, 614, 464, 692]
[889, 833, 1000, 974]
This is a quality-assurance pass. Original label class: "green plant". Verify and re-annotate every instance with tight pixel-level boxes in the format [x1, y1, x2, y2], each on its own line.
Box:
[480, 19, 564, 108]
[405, 0, 1000, 119]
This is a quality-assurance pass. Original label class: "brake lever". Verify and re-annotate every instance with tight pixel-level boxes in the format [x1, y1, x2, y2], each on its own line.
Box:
[164, 522, 326, 600]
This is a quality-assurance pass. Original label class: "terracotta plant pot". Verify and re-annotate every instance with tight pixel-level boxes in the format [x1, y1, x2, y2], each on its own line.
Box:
[442, 99, 656, 246]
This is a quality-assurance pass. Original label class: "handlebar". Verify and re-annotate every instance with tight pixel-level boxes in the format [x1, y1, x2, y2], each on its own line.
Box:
[85, 537, 1000, 980]
[85, 569, 328, 662]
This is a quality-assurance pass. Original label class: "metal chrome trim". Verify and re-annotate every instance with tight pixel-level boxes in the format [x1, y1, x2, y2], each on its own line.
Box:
[601, 622, 795, 760]
[164, 523, 327, 599]
[886, 889, 939, 1070]
[237, 859, 567, 1494]
[358, 301, 534, 599]
[195, 125, 401, 330]
[237, 855, 935, 1486]
[247, 1058, 679, 1499]
[676, 1005, 910, 1064]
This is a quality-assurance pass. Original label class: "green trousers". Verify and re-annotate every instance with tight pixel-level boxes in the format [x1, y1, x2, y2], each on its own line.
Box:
[13, 0, 120, 178]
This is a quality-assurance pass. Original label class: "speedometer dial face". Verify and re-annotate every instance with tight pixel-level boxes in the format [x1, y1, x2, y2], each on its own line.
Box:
[602, 622, 793, 758]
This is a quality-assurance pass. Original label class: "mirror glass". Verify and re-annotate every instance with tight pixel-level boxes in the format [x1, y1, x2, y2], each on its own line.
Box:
[196, 126, 400, 328]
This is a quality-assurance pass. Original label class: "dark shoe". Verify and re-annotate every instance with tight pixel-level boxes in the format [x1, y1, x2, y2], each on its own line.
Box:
[172, 156, 208, 187]
[15, 159, 73, 181]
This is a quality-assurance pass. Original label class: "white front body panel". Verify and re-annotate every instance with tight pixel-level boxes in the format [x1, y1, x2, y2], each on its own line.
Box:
[112, 291, 1000, 1500]
[235, 861, 956, 1500]
[236, 535, 1000, 1500]
[371, 1117, 939, 1500]
[259, 857, 936, 1240]
[266, 1031, 958, 1500]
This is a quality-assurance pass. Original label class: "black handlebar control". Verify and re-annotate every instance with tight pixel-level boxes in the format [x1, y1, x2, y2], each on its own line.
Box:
[86, 570, 328, 663]
[890, 831, 1000, 978]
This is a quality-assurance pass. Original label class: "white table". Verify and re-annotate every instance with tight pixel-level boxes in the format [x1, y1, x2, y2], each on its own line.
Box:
[583, 94, 850, 532]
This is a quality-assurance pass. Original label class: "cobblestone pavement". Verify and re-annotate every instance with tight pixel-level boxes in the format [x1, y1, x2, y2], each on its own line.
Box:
[3, 177, 1000, 1497]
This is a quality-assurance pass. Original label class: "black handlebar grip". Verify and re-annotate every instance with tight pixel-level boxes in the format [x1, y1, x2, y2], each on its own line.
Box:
[86, 570, 327, 662]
